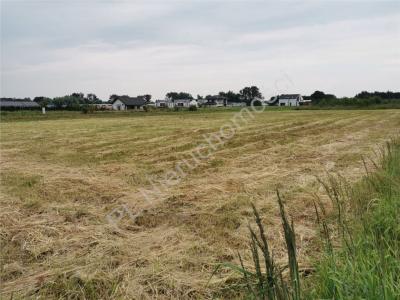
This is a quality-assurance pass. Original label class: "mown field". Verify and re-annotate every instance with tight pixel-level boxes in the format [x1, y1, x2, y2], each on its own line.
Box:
[1, 109, 399, 299]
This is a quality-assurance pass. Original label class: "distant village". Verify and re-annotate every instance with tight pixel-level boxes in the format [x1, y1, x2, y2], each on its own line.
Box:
[108, 94, 309, 111]
[0, 95, 305, 110]
[0, 91, 308, 111]
[1, 88, 399, 111]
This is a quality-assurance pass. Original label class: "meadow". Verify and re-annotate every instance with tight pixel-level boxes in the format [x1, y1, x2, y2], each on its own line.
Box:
[1, 109, 399, 299]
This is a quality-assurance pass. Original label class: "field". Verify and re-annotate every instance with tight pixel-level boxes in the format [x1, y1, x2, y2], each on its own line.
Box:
[1, 109, 399, 299]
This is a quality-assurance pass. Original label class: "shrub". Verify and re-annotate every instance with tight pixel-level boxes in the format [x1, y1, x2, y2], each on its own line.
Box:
[81, 105, 96, 114]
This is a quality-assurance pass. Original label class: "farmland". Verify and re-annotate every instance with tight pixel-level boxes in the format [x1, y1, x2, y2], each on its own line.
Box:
[1, 109, 399, 299]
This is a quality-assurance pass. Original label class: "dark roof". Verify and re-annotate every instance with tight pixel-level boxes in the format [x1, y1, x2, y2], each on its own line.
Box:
[266, 97, 279, 104]
[278, 94, 301, 99]
[208, 95, 227, 100]
[113, 96, 147, 106]
[0, 100, 40, 108]
[173, 99, 193, 102]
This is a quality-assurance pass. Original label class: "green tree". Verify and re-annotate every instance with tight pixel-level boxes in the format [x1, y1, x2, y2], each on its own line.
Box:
[310, 91, 336, 104]
[166, 92, 193, 100]
[239, 86, 263, 105]
[86, 93, 101, 104]
[139, 94, 152, 102]
[33, 96, 51, 107]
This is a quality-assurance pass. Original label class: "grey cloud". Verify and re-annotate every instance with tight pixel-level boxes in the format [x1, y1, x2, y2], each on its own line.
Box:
[1, 0, 399, 99]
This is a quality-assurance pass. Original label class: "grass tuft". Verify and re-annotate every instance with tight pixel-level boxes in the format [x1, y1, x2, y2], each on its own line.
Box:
[224, 138, 400, 299]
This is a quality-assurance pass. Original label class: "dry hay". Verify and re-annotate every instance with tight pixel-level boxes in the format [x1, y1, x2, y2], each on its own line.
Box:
[1, 109, 399, 299]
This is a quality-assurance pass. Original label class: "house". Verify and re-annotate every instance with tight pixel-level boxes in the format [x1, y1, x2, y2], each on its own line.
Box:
[201, 96, 227, 107]
[277, 94, 303, 107]
[262, 97, 278, 106]
[227, 102, 246, 107]
[197, 99, 208, 106]
[0, 98, 40, 110]
[155, 100, 174, 108]
[189, 99, 198, 107]
[173, 99, 197, 108]
[111, 96, 147, 110]
[154, 99, 198, 109]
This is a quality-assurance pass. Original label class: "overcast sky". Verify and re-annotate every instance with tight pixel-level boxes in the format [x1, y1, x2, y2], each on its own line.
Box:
[1, 0, 399, 100]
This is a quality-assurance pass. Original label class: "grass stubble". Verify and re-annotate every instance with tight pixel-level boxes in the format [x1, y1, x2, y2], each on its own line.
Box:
[225, 139, 400, 299]
[0, 109, 399, 299]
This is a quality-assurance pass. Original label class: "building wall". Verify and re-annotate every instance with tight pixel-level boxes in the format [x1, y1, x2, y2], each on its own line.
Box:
[189, 100, 198, 107]
[227, 102, 246, 107]
[127, 105, 144, 111]
[155, 101, 174, 108]
[279, 98, 299, 107]
[174, 101, 190, 107]
[112, 99, 126, 110]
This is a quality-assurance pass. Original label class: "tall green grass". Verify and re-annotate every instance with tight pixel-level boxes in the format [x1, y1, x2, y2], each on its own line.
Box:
[224, 139, 400, 299]
[309, 140, 400, 299]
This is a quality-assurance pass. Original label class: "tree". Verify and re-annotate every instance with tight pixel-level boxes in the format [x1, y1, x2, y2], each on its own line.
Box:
[218, 91, 239, 102]
[166, 92, 193, 100]
[139, 94, 152, 102]
[310, 91, 326, 103]
[225, 91, 241, 103]
[86, 93, 100, 104]
[355, 91, 400, 100]
[50, 95, 82, 109]
[33, 96, 51, 107]
[71, 92, 85, 100]
[310, 91, 336, 104]
[239, 86, 263, 105]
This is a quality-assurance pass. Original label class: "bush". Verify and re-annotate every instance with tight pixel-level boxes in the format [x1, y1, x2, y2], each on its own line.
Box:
[81, 105, 96, 114]
[188, 105, 198, 111]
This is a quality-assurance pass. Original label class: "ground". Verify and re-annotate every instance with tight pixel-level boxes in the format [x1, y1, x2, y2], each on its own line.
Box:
[1, 109, 399, 299]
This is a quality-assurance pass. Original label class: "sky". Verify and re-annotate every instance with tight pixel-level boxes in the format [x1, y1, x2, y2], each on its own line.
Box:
[1, 0, 399, 101]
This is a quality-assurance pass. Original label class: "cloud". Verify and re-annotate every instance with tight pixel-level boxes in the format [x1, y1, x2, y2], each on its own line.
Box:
[1, 1, 399, 99]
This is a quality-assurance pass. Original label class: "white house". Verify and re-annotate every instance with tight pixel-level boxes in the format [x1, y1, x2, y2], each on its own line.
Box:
[262, 97, 278, 106]
[200, 96, 227, 107]
[227, 102, 246, 107]
[155, 100, 174, 108]
[111, 96, 147, 110]
[189, 99, 198, 107]
[278, 94, 303, 107]
[173, 99, 197, 108]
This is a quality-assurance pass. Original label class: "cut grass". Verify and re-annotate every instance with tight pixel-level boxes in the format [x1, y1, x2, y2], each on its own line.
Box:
[225, 139, 400, 299]
[1, 109, 399, 298]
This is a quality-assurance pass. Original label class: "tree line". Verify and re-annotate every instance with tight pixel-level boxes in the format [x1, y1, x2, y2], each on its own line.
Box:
[165, 86, 263, 105]
[33, 93, 103, 109]
[307, 90, 400, 107]
[3, 89, 399, 110]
